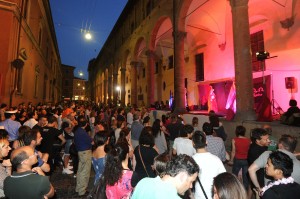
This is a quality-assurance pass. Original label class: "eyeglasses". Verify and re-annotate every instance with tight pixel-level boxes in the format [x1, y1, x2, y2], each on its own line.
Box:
[21, 152, 38, 165]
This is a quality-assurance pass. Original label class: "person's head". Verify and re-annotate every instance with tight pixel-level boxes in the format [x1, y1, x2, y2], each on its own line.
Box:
[192, 131, 206, 149]
[23, 128, 43, 147]
[139, 126, 155, 147]
[0, 103, 7, 110]
[4, 110, 17, 120]
[289, 99, 297, 107]
[0, 129, 8, 139]
[213, 172, 247, 199]
[235, 125, 246, 137]
[265, 151, 293, 179]
[277, 134, 297, 153]
[93, 131, 109, 150]
[18, 125, 31, 139]
[117, 129, 130, 144]
[152, 119, 161, 137]
[77, 115, 87, 128]
[262, 124, 272, 135]
[19, 110, 27, 118]
[133, 113, 140, 121]
[182, 124, 194, 138]
[192, 117, 198, 127]
[11, 146, 37, 171]
[250, 128, 270, 146]
[103, 142, 129, 186]
[209, 115, 220, 127]
[27, 110, 38, 120]
[165, 154, 199, 195]
[154, 153, 171, 178]
[47, 115, 58, 125]
[38, 115, 48, 127]
[202, 122, 213, 135]
[143, 116, 150, 126]
[0, 138, 11, 159]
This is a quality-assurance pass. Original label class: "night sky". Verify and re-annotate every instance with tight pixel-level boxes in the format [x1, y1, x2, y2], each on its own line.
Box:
[50, 0, 128, 79]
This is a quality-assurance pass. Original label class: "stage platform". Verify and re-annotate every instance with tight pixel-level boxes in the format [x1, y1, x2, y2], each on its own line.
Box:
[149, 110, 300, 152]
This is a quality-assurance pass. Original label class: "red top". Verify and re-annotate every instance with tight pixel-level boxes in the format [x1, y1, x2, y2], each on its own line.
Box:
[234, 137, 251, 159]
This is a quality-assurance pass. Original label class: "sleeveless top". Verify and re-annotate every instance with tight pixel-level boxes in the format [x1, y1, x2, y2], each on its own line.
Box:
[92, 156, 106, 184]
[234, 137, 251, 159]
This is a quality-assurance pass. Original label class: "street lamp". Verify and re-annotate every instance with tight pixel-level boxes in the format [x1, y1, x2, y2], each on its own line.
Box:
[116, 86, 121, 104]
[85, 32, 92, 40]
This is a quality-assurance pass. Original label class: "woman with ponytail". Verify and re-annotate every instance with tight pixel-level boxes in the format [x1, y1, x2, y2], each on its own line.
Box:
[102, 142, 133, 199]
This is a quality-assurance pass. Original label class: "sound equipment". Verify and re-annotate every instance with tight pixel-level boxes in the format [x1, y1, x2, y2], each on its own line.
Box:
[285, 77, 295, 89]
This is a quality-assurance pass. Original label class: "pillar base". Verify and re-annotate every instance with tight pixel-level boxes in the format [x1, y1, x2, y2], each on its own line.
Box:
[234, 110, 257, 122]
[173, 107, 188, 115]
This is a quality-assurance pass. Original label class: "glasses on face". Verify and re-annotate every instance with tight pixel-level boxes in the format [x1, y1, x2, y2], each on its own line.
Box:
[21, 152, 38, 165]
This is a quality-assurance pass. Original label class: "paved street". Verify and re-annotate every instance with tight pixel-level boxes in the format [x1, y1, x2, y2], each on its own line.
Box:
[51, 166, 95, 199]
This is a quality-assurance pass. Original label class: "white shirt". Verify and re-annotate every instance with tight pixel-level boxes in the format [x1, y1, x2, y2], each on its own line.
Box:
[173, 137, 196, 156]
[193, 152, 226, 199]
[127, 112, 133, 128]
[23, 118, 38, 129]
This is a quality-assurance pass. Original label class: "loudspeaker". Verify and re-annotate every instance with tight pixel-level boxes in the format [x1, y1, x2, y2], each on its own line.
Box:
[285, 77, 295, 89]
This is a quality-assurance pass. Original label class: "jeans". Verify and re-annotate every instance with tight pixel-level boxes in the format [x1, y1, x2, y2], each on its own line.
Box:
[232, 158, 249, 189]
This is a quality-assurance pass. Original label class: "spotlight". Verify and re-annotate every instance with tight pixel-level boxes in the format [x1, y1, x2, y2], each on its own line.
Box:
[256, 51, 270, 61]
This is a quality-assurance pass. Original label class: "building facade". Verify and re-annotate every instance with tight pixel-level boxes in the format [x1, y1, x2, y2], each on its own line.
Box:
[61, 64, 75, 100]
[89, 0, 300, 121]
[0, 0, 62, 106]
[73, 77, 86, 101]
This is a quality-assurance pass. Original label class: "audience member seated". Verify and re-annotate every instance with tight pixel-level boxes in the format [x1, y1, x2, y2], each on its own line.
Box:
[0, 135, 11, 198]
[260, 151, 300, 199]
[213, 172, 247, 199]
[281, 99, 300, 126]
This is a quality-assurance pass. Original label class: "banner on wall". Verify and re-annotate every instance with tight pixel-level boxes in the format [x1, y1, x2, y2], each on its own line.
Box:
[253, 75, 272, 121]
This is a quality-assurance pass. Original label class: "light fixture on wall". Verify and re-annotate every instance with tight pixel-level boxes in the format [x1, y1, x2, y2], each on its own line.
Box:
[256, 51, 269, 61]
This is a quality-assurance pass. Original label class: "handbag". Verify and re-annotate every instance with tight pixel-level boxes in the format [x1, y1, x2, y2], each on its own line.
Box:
[138, 145, 149, 177]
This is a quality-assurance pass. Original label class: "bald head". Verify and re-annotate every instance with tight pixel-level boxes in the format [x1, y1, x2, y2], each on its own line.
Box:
[11, 146, 36, 170]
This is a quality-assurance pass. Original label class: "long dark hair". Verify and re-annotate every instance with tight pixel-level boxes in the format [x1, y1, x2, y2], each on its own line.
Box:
[102, 142, 129, 186]
[152, 119, 161, 137]
[117, 129, 129, 145]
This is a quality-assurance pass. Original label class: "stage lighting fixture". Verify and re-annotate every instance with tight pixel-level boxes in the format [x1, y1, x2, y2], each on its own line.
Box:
[256, 51, 270, 61]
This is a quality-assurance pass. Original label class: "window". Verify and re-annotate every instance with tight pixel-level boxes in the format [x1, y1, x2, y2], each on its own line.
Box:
[195, 53, 204, 82]
[38, 28, 42, 47]
[251, 30, 265, 72]
[143, 68, 145, 78]
[43, 75, 47, 99]
[65, 80, 69, 86]
[168, 55, 173, 69]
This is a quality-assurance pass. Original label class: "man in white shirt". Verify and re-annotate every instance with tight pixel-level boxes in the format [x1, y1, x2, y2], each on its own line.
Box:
[192, 131, 226, 199]
[23, 110, 38, 129]
[127, 107, 135, 130]
[173, 124, 195, 156]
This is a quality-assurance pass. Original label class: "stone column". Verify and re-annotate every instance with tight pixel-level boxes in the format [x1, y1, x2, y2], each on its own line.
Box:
[120, 67, 126, 106]
[173, 30, 187, 114]
[230, 0, 256, 121]
[146, 50, 155, 107]
[107, 76, 112, 104]
[113, 72, 118, 105]
[130, 61, 139, 107]
[103, 79, 107, 104]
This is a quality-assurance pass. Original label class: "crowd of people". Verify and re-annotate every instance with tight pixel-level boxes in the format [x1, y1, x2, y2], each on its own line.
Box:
[0, 101, 299, 199]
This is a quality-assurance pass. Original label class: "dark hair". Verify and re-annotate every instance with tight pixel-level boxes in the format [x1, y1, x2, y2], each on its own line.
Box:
[250, 128, 268, 143]
[77, 115, 87, 127]
[143, 116, 150, 125]
[152, 119, 161, 137]
[0, 103, 7, 109]
[133, 113, 139, 121]
[93, 132, 109, 151]
[139, 127, 155, 147]
[278, 134, 297, 153]
[18, 126, 31, 139]
[27, 111, 37, 119]
[154, 153, 171, 177]
[117, 129, 130, 145]
[183, 124, 194, 136]
[209, 115, 220, 127]
[235, 125, 246, 137]
[289, 99, 297, 107]
[192, 131, 206, 149]
[269, 151, 293, 178]
[0, 129, 8, 139]
[102, 142, 129, 186]
[165, 154, 199, 177]
[202, 122, 213, 135]
[47, 115, 57, 124]
[38, 115, 47, 121]
[213, 172, 247, 199]
[11, 150, 29, 170]
[23, 128, 39, 146]
[192, 117, 198, 126]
